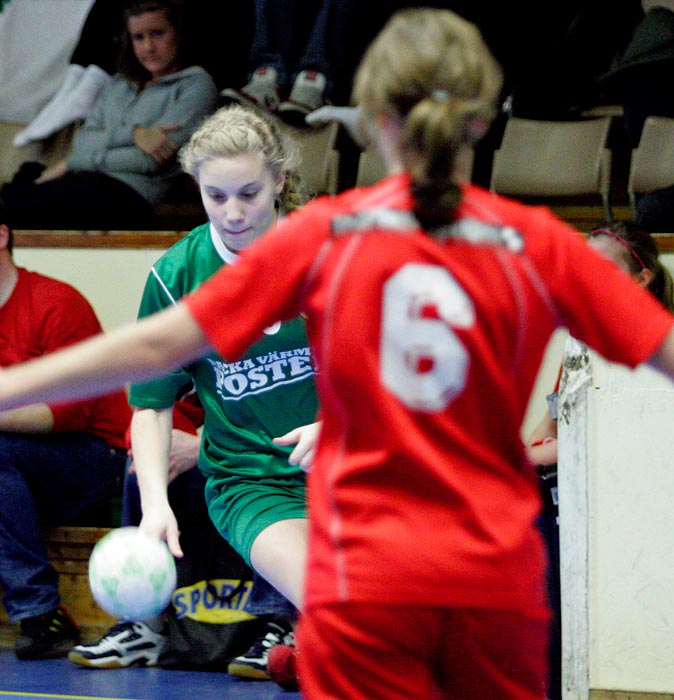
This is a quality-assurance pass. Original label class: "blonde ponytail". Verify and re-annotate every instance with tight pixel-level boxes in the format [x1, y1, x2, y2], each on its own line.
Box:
[353, 8, 502, 231]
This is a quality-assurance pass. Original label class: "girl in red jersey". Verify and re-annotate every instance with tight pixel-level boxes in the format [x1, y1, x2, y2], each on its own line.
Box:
[2, 8, 674, 699]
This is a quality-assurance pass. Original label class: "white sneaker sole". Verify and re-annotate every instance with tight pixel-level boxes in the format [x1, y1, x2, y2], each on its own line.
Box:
[68, 648, 159, 668]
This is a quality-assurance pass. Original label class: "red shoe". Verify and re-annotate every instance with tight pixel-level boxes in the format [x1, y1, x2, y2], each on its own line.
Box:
[267, 643, 299, 691]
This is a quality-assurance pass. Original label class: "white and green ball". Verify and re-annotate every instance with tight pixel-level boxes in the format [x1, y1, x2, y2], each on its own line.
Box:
[88, 527, 177, 621]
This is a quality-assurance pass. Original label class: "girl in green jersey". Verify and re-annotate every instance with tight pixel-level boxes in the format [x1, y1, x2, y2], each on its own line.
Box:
[129, 105, 319, 679]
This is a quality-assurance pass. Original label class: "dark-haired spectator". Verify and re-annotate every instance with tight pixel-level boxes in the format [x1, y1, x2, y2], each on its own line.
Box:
[0, 198, 131, 660]
[2, 0, 217, 230]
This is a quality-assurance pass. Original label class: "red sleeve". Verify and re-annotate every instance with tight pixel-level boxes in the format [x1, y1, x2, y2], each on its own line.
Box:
[519, 206, 674, 368]
[172, 392, 204, 435]
[185, 205, 328, 360]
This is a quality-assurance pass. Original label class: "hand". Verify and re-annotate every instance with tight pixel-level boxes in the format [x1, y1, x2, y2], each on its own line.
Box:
[273, 421, 321, 471]
[34, 159, 67, 184]
[527, 437, 558, 466]
[140, 502, 183, 558]
[167, 429, 200, 483]
[133, 124, 180, 164]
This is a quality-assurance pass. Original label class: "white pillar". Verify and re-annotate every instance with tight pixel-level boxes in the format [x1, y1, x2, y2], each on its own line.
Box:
[558, 339, 674, 697]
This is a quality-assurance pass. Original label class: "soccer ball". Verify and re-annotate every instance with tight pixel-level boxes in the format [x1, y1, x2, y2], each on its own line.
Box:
[88, 527, 177, 621]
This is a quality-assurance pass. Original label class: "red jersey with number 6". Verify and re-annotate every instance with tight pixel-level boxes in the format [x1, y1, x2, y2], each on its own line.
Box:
[185, 174, 674, 612]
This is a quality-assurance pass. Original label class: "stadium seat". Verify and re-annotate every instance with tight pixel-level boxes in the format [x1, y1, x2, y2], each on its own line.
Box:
[279, 120, 340, 196]
[627, 115, 674, 216]
[490, 116, 613, 222]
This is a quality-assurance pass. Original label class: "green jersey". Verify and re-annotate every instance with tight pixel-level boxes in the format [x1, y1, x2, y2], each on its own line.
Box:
[128, 223, 318, 480]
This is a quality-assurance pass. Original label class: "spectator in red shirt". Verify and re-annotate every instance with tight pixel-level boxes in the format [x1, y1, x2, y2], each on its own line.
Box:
[0, 198, 130, 661]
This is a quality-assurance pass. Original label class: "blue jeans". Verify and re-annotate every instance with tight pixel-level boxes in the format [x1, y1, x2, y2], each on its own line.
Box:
[123, 465, 295, 619]
[0, 432, 125, 622]
[250, 0, 332, 90]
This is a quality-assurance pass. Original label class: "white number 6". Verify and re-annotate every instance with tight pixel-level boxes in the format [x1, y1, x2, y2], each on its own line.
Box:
[381, 263, 474, 411]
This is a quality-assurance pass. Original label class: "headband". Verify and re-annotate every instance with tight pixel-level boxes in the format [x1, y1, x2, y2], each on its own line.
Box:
[589, 228, 647, 271]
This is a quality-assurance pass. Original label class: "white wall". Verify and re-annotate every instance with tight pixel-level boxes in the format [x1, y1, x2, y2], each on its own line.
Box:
[13, 246, 571, 433]
[14, 247, 167, 330]
[560, 342, 674, 697]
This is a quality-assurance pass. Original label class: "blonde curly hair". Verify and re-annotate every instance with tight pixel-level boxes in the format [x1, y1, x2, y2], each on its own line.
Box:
[179, 105, 309, 213]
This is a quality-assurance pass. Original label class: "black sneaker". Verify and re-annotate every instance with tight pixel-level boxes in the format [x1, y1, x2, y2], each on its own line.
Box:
[227, 619, 295, 680]
[68, 620, 167, 668]
[15, 605, 81, 660]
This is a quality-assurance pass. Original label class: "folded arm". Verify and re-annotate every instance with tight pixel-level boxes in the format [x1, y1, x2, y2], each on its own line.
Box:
[0, 403, 55, 432]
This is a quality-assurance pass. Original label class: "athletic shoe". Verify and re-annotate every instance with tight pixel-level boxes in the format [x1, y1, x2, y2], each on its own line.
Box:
[220, 66, 281, 112]
[267, 643, 300, 691]
[67, 620, 166, 668]
[15, 605, 80, 660]
[227, 619, 295, 680]
[278, 70, 329, 127]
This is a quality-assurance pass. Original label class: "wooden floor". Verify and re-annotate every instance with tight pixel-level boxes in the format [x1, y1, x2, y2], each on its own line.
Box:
[0, 526, 302, 699]
[590, 694, 674, 700]
[2, 648, 673, 700]
[0, 649, 302, 700]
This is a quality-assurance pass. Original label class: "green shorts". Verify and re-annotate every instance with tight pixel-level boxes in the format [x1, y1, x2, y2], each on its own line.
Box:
[204, 474, 307, 566]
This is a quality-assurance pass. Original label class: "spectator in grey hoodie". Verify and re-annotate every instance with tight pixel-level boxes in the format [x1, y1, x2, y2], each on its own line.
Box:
[2, 0, 217, 230]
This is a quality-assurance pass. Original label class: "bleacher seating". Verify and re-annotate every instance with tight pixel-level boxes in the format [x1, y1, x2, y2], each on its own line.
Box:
[279, 120, 341, 196]
[1, 113, 642, 232]
[0, 122, 75, 184]
[627, 115, 674, 217]
[0, 120, 204, 231]
[490, 116, 614, 223]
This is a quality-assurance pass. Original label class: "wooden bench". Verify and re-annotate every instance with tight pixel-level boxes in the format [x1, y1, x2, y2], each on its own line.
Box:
[14, 229, 186, 249]
[13, 224, 674, 252]
[0, 527, 116, 648]
[548, 204, 634, 232]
